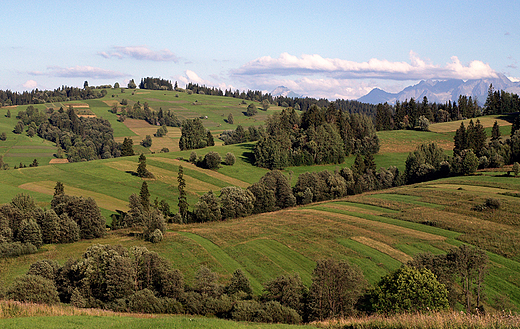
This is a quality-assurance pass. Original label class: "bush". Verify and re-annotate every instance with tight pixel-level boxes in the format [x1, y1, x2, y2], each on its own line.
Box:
[7, 275, 59, 305]
[202, 152, 222, 169]
[373, 266, 449, 314]
[224, 152, 236, 166]
[27, 260, 60, 280]
[485, 198, 501, 210]
[128, 289, 164, 314]
[141, 135, 152, 148]
[0, 241, 37, 258]
[160, 148, 169, 153]
[148, 228, 163, 243]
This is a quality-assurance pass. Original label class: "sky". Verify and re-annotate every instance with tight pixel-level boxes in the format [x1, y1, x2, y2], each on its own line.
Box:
[1, 0, 518, 100]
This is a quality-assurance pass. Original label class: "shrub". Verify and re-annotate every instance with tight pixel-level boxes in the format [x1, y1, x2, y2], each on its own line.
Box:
[0, 241, 37, 258]
[202, 151, 221, 169]
[148, 228, 163, 243]
[224, 152, 236, 166]
[485, 198, 501, 210]
[160, 147, 169, 153]
[27, 259, 60, 280]
[7, 275, 59, 305]
[141, 135, 152, 148]
[373, 266, 449, 314]
[128, 289, 164, 314]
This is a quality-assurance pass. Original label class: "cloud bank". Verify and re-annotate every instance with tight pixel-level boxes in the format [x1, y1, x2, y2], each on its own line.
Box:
[233, 51, 498, 81]
[30, 66, 126, 79]
[100, 46, 179, 62]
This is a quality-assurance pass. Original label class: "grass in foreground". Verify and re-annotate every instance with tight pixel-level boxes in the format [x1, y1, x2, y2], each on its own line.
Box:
[315, 312, 520, 329]
[0, 300, 313, 329]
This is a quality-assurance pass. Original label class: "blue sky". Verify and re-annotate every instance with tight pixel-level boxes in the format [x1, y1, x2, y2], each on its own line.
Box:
[1, 0, 518, 99]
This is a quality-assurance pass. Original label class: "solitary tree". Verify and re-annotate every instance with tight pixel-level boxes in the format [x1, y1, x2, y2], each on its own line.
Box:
[121, 138, 134, 156]
[308, 259, 366, 320]
[227, 113, 234, 124]
[246, 103, 257, 116]
[177, 165, 188, 222]
[141, 135, 152, 148]
[373, 266, 449, 314]
[54, 181, 64, 197]
[139, 181, 150, 210]
[136, 154, 154, 178]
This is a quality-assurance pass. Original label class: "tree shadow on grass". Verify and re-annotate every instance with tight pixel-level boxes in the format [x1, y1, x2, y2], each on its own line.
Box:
[238, 142, 256, 165]
[496, 112, 519, 124]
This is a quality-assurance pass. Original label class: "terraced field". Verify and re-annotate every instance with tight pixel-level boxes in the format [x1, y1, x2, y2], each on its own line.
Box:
[1, 89, 520, 313]
[1, 169, 519, 310]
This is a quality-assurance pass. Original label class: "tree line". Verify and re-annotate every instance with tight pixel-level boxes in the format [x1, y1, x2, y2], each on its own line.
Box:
[253, 105, 379, 169]
[139, 77, 174, 90]
[0, 86, 107, 107]
[375, 85, 520, 132]
[37, 105, 120, 162]
[118, 101, 181, 127]
[2, 242, 488, 323]
[185, 83, 378, 115]
[0, 185, 105, 258]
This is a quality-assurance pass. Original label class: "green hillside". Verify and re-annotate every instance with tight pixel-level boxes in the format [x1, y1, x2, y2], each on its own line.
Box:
[0, 88, 519, 314]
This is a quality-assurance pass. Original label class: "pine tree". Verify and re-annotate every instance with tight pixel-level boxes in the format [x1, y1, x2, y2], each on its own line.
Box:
[491, 121, 501, 141]
[177, 165, 188, 222]
[206, 131, 214, 146]
[139, 181, 150, 210]
[136, 154, 153, 178]
[472, 119, 487, 157]
[453, 122, 468, 156]
[121, 138, 134, 156]
[54, 182, 64, 197]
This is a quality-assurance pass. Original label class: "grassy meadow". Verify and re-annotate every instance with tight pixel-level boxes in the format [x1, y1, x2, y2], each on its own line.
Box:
[0, 88, 519, 323]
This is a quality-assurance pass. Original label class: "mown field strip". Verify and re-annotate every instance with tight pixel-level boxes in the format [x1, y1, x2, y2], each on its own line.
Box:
[338, 238, 403, 284]
[303, 207, 458, 240]
[177, 231, 263, 293]
[103, 160, 221, 194]
[424, 183, 519, 194]
[151, 157, 250, 188]
[350, 236, 413, 264]
[367, 193, 445, 209]
[18, 181, 129, 212]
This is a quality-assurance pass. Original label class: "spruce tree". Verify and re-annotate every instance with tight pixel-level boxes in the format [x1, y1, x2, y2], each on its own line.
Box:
[491, 121, 501, 141]
[54, 181, 64, 197]
[472, 119, 487, 157]
[139, 181, 150, 210]
[121, 138, 134, 156]
[453, 122, 468, 155]
[177, 165, 188, 222]
[136, 154, 154, 178]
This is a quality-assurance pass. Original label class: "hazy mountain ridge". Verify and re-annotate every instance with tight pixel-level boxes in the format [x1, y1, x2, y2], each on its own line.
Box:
[271, 86, 302, 98]
[358, 73, 520, 105]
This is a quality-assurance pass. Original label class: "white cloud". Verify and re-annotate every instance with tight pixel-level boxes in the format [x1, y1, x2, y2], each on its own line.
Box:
[243, 75, 383, 100]
[101, 46, 179, 62]
[30, 66, 126, 79]
[233, 51, 498, 81]
[22, 80, 38, 89]
[177, 70, 235, 91]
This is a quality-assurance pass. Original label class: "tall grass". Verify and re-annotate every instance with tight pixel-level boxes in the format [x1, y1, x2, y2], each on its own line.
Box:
[315, 312, 520, 329]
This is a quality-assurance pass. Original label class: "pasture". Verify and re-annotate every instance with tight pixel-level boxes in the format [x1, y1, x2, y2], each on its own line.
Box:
[1, 88, 520, 315]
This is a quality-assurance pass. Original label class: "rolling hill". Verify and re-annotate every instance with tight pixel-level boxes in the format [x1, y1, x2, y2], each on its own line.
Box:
[0, 87, 519, 316]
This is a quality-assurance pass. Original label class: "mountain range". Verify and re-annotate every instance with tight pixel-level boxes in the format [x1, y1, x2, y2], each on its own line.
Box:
[357, 73, 520, 105]
[270, 86, 302, 98]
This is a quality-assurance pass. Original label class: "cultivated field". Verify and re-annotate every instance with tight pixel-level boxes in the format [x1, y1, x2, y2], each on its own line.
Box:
[0, 88, 519, 317]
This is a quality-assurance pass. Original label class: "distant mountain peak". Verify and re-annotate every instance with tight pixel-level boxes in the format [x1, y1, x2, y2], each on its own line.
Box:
[357, 73, 520, 105]
[271, 86, 301, 98]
